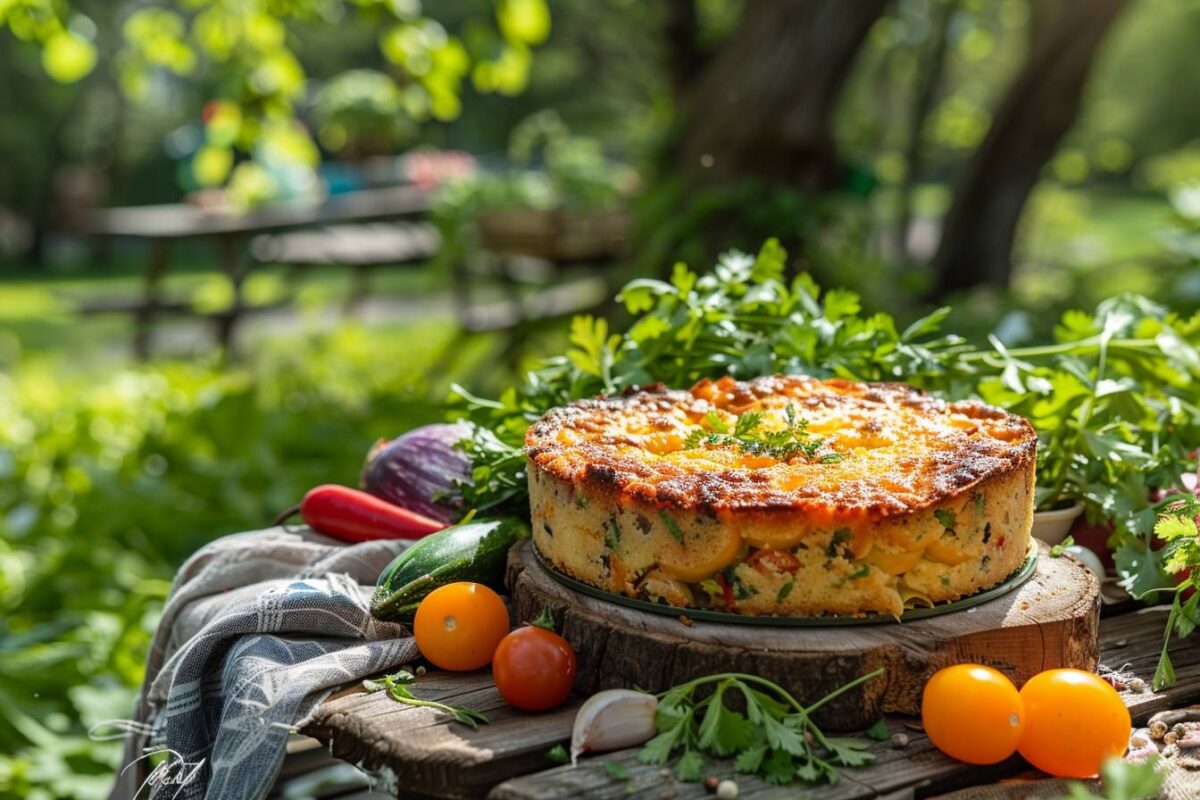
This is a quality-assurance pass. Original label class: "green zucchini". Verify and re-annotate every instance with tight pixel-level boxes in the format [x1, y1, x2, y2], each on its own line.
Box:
[371, 516, 529, 621]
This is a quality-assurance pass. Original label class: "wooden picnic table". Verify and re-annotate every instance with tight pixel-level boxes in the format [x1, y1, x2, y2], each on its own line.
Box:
[301, 564, 1200, 799]
[82, 185, 432, 358]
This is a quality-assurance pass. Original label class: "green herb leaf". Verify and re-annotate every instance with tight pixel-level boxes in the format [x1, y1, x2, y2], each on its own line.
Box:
[659, 510, 685, 542]
[545, 744, 569, 764]
[605, 516, 621, 549]
[675, 751, 705, 782]
[698, 699, 754, 755]
[684, 404, 829, 462]
[734, 744, 767, 773]
[370, 671, 490, 729]
[1156, 514, 1199, 541]
[776, 579, 795, 604]
[826, 528, 851, 558]
[638, 669, 884, 786]
[762, 749, 796, 784]
[604, 761, 630, 782]
[761, 714, 806, 756]
[825, 737, 874, 768]
[638, 728, 682, 766]
[1050, 535, 1075, 558]
[934, 509, 956, 532]
[865, 719, 890, 741]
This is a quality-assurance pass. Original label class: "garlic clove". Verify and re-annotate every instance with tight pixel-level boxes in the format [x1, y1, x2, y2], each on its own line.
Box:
[570, 689, 658, 765]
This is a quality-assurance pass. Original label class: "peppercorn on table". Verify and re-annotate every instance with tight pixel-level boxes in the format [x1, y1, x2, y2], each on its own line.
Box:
[302, 554, 1200, 800]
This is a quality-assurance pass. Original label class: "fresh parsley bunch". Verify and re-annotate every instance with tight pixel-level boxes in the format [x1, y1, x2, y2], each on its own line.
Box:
[972, 294, 1200, 597]
[638, 669, 883, 785]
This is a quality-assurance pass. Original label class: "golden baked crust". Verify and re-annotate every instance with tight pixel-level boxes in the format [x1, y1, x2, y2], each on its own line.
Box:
[526, 376, 1036, 518]
[525, 375, 1038, 618]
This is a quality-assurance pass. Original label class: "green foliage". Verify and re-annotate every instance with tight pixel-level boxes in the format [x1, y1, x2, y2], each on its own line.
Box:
[1, 0, 552, 204]
[363, 670, 489, 728]
[1146, 498, 1200, 690]
[0, 324, 450, 798]
[637, 669, 883, 785]
[1061, 757, 1162, 800]
[454, 238, 1200, 590]
[432, 111, 636, 273]
[311, 70, 420, 157]
[976, 294, 1200, 596]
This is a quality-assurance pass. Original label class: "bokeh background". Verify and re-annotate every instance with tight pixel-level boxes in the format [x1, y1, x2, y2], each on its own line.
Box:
[1, 0, 1199, 796]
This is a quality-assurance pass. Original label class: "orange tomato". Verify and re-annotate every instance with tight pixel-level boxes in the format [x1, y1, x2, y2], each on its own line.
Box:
[1018, 669, 1130, 778]
[922, 664, 1024, 764]
[413, 583, 510, 671]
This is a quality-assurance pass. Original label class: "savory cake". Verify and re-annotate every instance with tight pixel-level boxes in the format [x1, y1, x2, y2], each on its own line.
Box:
[525, 375, 1037, 618]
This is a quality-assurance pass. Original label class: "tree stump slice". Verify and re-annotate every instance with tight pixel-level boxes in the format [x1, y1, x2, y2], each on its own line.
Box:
[506, 540, 1100, 731]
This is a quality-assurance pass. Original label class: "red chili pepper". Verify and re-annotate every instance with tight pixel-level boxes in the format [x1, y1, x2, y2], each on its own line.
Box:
[714, 573, 735, 613]
[278, 484, 445, 543]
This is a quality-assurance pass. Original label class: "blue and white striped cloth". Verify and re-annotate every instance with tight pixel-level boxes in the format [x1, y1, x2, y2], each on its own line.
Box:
[107, 527, 417, 800]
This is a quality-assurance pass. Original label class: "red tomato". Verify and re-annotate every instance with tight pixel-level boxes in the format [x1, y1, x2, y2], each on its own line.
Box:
[492, 615, 576, 711]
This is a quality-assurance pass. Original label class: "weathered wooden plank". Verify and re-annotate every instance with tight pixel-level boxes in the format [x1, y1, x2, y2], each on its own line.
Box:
[486, 717, 1003, 800]
[487, 747, 880, 800]
[1095, 608, 1200, 722]
[303, 599, 1200, 799]
[304, 674, 580, 800]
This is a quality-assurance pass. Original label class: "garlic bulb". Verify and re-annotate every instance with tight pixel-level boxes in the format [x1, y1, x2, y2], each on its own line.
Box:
[570, 689, 658, 765]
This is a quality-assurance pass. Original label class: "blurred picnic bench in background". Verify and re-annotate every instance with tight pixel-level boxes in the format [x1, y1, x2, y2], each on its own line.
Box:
[80, 185, 435, 358]
[76, 181, 628, 360]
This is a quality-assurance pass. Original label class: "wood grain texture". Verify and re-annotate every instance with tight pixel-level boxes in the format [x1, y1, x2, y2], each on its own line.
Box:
[302, 672, 580, 800]
[487, 718, 1020, 800]
[507, 540, 1100, 730]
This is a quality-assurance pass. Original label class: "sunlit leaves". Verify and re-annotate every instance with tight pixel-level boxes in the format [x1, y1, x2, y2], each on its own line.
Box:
[381, 20, 470, 120]
[41, 29, 96, 82]
[312, 70, 417, 154]
[497, 0, 550, 46]
[191, 144, 233, 187]
[2, 0, 551, 202]
[122, 8, 196, 76]
[225, 162, 277, 210]
[566, 316, 621, 386]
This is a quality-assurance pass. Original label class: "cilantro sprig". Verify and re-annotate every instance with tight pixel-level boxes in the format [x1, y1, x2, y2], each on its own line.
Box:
[1144, 497, 1200, 690]
[683, 405, 838, 463]
[638, 668, 884, 785]
[363, 670, 490, 729]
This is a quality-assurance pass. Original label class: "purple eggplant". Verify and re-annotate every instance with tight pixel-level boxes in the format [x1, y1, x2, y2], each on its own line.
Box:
[361, 423, 471, 524]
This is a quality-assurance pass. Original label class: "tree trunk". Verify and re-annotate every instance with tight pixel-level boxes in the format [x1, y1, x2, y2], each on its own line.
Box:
[931, 0, 1129, 295]
[663, 0, 705, 98]
[676, 0, 888, 193]
[895, 0, 957, 260]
